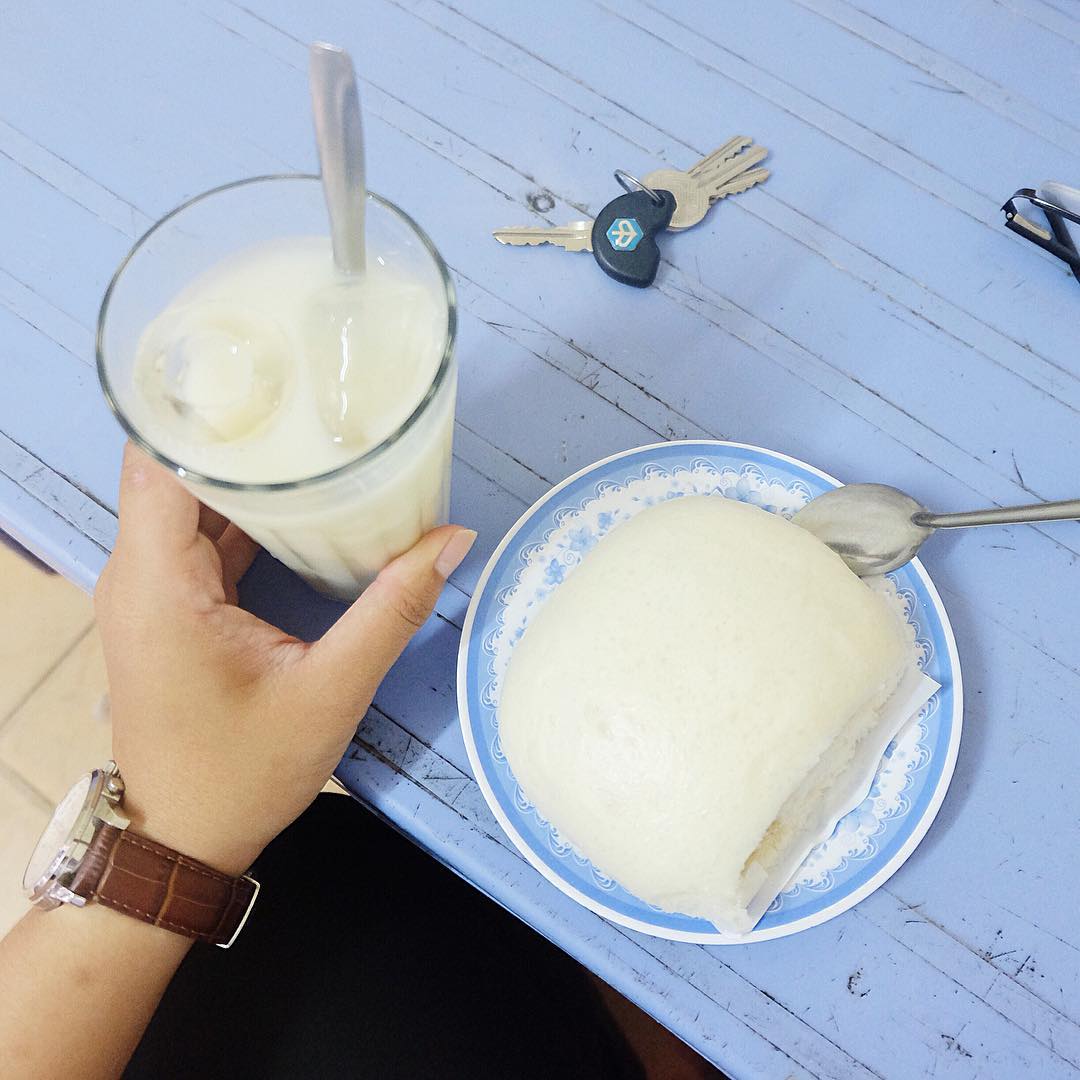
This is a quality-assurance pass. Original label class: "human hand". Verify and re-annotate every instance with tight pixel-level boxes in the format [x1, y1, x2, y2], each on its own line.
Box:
[94, 445, 475, 874]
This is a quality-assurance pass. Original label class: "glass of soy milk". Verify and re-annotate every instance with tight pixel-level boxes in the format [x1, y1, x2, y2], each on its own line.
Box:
[97, 175, 456, 601]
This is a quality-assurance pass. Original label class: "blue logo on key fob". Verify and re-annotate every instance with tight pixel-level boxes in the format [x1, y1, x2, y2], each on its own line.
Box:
[592, 189, 676, 287]
[606, 217, 643, 251]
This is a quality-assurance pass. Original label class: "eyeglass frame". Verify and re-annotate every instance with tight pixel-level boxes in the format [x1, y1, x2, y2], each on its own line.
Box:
[1001, 187, 1080, 282]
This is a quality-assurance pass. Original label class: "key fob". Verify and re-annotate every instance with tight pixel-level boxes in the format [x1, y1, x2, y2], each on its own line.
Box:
[591, 189, 676, 288]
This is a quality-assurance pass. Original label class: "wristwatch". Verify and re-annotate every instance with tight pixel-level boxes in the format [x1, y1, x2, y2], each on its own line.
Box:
[22, 761, 259, 949]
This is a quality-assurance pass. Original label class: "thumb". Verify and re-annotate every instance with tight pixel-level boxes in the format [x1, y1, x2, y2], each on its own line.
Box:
[116, 443, 200, 564]
[305, 525, 477, 706]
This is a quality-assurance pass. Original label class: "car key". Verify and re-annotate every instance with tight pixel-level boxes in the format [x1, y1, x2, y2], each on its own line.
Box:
[494, 175, 675, 287]
[643, 140, 770, 230]
[493, 141, 770, 284]
[492, 221, 594, 252]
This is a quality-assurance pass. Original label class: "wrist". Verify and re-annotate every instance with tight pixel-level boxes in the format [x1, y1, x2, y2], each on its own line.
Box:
[45, 893, 196, 955]
[120, 794, 264, 877]
[24, 762, 262, 951]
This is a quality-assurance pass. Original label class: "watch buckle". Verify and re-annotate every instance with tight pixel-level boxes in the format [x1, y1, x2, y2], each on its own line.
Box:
[215, 875, 260, 950]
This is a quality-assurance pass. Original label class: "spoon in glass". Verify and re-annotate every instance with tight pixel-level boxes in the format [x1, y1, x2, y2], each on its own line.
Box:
[306, 42, 379, 445]
[791, 483, 1080, 575]
[309, 41, 365, 274]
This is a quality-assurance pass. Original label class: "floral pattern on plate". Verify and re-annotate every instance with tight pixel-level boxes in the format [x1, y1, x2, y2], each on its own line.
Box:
[459, 442, 962, 943]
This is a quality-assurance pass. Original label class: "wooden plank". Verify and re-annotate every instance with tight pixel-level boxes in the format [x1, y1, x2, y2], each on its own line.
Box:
[0, 467, 106, 592]
[0, 306, 127, 510]
[427, 0, 1080, 406]
[822, 0, 1080, 134]
[419, 0, 1079, 292]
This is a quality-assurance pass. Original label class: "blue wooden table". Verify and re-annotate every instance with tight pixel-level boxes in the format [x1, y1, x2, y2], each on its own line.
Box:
[3, 2, 1079, 1075]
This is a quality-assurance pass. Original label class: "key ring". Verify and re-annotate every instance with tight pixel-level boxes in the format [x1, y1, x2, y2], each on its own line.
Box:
[613, 169, 665, 207]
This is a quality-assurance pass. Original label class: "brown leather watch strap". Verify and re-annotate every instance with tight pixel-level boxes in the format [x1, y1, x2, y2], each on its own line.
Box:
[71, 824, 258, 947]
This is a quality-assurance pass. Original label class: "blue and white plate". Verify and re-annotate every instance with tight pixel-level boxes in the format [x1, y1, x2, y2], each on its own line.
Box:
[457, 441, 963, 943]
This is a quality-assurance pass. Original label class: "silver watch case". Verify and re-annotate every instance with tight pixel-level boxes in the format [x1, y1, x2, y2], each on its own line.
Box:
[23, 760, 130, 910]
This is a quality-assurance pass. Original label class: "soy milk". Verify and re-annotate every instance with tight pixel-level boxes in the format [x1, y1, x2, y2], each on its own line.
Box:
[130, 235, 453, 599]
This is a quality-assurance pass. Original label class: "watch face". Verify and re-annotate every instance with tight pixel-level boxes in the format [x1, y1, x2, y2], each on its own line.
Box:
[22, 773, 93, 893]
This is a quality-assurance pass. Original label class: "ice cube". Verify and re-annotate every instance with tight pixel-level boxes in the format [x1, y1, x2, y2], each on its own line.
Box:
[304, 275, 439, 448]
[137, 302, 290, 443]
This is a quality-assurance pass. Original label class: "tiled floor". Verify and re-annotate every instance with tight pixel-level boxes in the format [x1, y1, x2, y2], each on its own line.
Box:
[0, 542, 107, 936]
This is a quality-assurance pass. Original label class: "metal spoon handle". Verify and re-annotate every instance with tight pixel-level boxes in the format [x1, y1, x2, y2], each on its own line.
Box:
[309, 42, 365, 275]
[915, 498, 1080, 529]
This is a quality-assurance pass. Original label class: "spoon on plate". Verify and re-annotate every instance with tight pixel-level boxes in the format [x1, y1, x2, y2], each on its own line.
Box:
[791, 483, 1080, 575]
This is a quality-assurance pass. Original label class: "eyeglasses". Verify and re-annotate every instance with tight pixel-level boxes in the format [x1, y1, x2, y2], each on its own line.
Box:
[1001, 186, 1080, 283]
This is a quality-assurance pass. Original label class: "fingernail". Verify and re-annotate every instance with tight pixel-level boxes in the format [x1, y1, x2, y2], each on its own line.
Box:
[435, 528, 477, 579]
